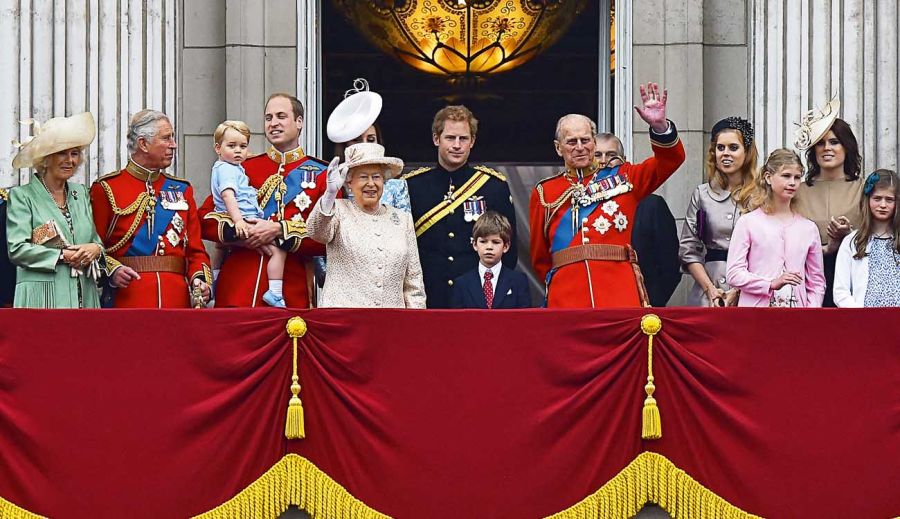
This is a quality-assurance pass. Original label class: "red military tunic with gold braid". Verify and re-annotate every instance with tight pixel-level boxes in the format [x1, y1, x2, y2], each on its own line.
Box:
[198, 145, 330, 308]
[529, 124, 685, 308]
[90, 161, 212, 308]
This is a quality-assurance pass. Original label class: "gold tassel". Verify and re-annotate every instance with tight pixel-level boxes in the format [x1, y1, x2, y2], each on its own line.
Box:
[640, 314, 662, 440]
[285, 317, 308, 440]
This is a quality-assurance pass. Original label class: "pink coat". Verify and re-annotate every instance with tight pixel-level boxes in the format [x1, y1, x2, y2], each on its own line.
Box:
[726, 208, 826, 307]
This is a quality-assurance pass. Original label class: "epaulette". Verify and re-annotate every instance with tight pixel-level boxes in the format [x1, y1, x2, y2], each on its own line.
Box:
[474, 165, 507, 182]
[535, 170, 566, 187]
[0, 187, 8, 201]
[162, 172, 192, 185]
[400, 166, 432, 180]
[96, 169, 123, 181]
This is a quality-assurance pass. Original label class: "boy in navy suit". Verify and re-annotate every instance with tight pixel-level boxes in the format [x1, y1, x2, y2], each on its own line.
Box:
[450, 211, 531, 309]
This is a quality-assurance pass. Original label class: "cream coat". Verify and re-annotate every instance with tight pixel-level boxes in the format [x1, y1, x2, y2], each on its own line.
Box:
[307, 199, 426, 308]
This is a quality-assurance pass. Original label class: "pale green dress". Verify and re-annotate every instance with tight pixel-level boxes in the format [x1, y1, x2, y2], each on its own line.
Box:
[6, 176, 103, 308]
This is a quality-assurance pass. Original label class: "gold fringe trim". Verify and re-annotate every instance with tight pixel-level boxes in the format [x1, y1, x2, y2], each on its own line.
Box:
[545, 452, 761, 519]
[192, 454, 390, 519]
[0, 496, 45, 519]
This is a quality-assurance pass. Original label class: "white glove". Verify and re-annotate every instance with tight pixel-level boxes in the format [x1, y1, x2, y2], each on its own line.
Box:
[322, 156, 347, 213]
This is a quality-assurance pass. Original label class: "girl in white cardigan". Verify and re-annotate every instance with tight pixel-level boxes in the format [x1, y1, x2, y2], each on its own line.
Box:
[833, 169, 900, 307]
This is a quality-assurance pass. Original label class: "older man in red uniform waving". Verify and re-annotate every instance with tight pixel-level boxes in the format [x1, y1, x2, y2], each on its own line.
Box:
[529, 83, 685, 308]
[198, 93, 330, 308]
[91, 110, 212, 308]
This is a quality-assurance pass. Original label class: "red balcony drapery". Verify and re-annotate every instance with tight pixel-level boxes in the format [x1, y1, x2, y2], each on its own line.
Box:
[0, 308, 898, 518]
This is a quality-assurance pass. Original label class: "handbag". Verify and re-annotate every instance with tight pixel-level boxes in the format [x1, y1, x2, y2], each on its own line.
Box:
[695, 207, 709, 245]
[31, 220, 70, 249]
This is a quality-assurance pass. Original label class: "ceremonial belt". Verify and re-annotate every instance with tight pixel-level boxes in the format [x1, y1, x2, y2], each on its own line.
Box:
[551, 244, 637, 269]
[550, 243, 651, 307]
[414, 171, 491, 237]
[705, 249, 728, 263]
[119, 255, 186, 274]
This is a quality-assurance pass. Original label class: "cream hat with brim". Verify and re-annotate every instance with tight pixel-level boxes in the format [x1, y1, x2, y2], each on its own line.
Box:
[344, 143, 404, 179]
[327, 79, 383, 144]
[12, 112, 96, 169]
[793, 97, 840, 151]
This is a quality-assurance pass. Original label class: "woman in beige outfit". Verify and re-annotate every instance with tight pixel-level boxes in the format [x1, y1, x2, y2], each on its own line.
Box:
[793, 98, 863, 307]
[307, 143, 426, 308]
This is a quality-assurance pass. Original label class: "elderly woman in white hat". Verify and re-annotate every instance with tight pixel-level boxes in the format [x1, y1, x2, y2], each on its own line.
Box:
[307, 143, 425, 308]
[6, 112, 104, 308]
[327, 78, 411, 213]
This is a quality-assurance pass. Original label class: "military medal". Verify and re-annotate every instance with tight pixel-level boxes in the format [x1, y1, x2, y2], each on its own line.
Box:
[160, 189, 189, 211]
[171, 213, 184, 233]
[444, 180, 456, 203]
[299, 168, 317, 189]
[166, 228, 179, 247]
[463, 196, 487, 222]
[613, 212, 629, 232]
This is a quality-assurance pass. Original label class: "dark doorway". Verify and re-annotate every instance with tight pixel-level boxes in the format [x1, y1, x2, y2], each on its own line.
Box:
[322, 1, 601, 166]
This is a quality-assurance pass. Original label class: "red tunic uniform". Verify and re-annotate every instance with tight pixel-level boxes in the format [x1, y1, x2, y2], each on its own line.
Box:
[198, 145, 329, 308]
[90, 161, 211, 308]
[529, 126, 685, 308]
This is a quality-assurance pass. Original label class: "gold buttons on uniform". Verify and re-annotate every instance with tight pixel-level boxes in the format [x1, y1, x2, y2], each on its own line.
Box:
[448, 280, 454, 286]
[448, 232, 455, 238]
[448, 256, 454, 262]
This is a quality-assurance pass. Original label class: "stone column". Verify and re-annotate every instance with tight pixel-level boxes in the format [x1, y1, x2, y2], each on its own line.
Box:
[178, 0, 298, 201]
[0, 0, 177, 188]
[750, 0, 897, 171]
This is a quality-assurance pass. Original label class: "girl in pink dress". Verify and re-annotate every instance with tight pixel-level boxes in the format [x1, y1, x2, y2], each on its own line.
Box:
[726, 149, 826, 307]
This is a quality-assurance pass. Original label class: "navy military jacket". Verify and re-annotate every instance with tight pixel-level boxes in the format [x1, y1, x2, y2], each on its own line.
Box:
[403, 163, 517, 308]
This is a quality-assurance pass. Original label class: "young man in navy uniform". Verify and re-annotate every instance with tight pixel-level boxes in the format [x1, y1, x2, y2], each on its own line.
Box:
[402, 106, 517, 308]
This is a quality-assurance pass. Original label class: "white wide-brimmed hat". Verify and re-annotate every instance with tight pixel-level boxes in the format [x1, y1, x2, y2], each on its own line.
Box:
[12, 112, 96, 169]
[326, 78, 383, 144]
[344, 143, 404, 179]
[793, 96, 840, 151]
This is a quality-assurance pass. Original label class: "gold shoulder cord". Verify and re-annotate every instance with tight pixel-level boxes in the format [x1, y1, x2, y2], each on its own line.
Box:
[535, 174, 577, 238]
[536, 182, 576, 211]
[99, 181, 152, 254]
[257, 173, 287, 218]
[400, 166, 431, 180]
[473, 165, 507, 182]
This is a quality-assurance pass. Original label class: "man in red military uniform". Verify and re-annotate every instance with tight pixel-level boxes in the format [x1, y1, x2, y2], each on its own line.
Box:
[198, 93, 330, 308]
[91, 110, 212, 308]
[529, 83, 686, 308]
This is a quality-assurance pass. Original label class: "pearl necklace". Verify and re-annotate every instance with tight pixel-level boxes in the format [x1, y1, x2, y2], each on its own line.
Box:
[38, 175, 68, 211]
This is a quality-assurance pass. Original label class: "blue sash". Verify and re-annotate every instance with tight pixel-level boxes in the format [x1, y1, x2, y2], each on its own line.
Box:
[126, 177, 184, 257]
[261, 163, 324, 219]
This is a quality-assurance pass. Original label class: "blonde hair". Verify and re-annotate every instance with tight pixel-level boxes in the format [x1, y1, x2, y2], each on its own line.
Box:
[745, 148, 804, 213]
[214, 120, 251, 144]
